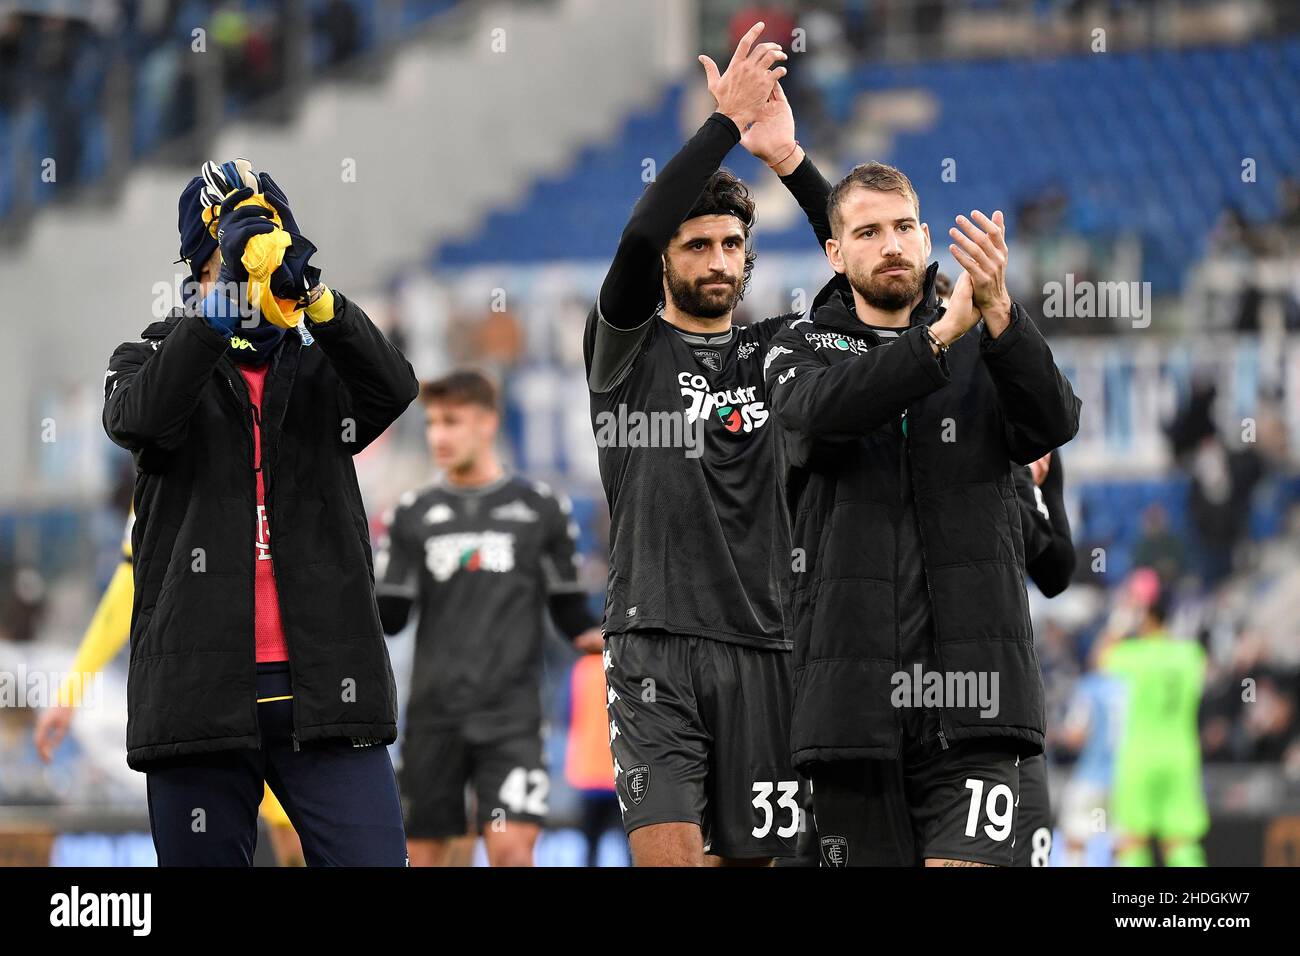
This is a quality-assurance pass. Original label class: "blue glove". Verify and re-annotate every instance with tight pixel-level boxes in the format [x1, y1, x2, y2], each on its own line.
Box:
[258, 172, 321, 300]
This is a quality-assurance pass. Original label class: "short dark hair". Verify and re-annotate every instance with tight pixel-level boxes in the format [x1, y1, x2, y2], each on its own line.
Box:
[1146, 586, 1173, 627]
[419, 369, 498, 412]
[672, 168, 757, 300]
[827, 162, 921, 238]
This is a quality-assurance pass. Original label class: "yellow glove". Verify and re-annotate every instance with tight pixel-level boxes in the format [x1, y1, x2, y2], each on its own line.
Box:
[207, 191, 308, 330]
[305, 285, 336, 324]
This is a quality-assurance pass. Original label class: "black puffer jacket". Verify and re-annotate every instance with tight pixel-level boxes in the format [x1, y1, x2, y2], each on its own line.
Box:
[102, 294, 418, 769]
[764, 266, 1081, 769]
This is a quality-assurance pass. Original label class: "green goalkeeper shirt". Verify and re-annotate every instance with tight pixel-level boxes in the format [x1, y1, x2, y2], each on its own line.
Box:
[1103, 630, 1206, 769]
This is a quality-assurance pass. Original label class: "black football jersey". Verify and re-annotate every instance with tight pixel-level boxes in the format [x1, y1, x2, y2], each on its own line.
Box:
[584, 306, 793, 650]
[376, 474, 583, 729]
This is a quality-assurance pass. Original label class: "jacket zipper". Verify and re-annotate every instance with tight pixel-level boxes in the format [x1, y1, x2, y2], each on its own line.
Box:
[224, 371, 263, 748]
[892, 413, 904, 755]
[904, 402, 950, 750]
[257, 348, 302, 753]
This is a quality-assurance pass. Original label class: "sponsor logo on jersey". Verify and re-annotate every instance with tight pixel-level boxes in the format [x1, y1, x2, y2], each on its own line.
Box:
[624, 764, 651, 805]
[424, 531, 515, 581]
[778, 368, 796, 385]
[490, 499, 540, 522]
[736, 340, 757, 360]
[677, 371, 769, 434]
[423, 503, 455, 525]
[693, 348, 722, 372]
[820, 835, 849, 867]
[805, 331, 873, 355]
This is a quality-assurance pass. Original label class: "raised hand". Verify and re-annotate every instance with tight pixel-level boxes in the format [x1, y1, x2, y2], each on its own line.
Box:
[215, 186, 276, 284]
[698, 21, 788, 131]
[1030, 452, 1052, 487]
[930, 268, 981, 350]
[949, 209, 1012, 335]
[740, 81, 801, 171]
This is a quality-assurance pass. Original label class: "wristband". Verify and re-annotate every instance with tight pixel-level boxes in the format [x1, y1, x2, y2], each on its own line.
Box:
[924, 325, 948, 355]
[767, 141, 800, 169]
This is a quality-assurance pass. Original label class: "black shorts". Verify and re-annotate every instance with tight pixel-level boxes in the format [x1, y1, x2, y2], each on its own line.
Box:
[1014, 752, 1053, 867]
[399, 723, 547, 840]
[809, 709, 1021, 866]
[605, 631, 799, 859]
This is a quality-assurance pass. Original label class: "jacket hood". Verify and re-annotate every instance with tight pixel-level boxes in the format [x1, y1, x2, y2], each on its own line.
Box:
[808, 262, 943, 335]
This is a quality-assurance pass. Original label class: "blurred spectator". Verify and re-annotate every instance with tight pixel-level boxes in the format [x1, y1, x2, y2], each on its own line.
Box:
[1242, 671, 1298, 763]
[1130, 502, 1189, 591]
[448, 306, 524, 372]
[0, 566, 48, 645]
[727, 4, 796, 51]
[34, 16, 95, 194]
[0, 12, 25, 113]
[319, 0, 362, 66]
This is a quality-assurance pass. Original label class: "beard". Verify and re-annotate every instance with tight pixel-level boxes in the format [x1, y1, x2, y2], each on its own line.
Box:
[846, 258, 925, 312]
[663, 260, 742, 320]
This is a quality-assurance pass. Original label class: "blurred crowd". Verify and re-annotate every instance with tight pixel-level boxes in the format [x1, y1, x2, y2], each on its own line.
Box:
[0, 0, 397, 213]
[1040, 373, 1300, 783]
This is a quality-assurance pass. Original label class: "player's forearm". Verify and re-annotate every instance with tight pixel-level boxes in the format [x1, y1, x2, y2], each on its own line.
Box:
[103, 316, 229, 452]
[980, 303, 1082, 462]
[306, 290, 419, 429]
[1027, 535, 1076, 598]
[779, 152, 833, 248]
[768, 329, 949, 441]
[598, 112, 741, 327]
[547, 591, 599, 640]
[1041, 452, 1073, 543]
[376, 592, 414, 636]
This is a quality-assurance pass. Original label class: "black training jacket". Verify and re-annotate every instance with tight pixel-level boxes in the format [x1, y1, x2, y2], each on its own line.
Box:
[764, 266, 1081, 769]
[102, 293, 418, 769]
